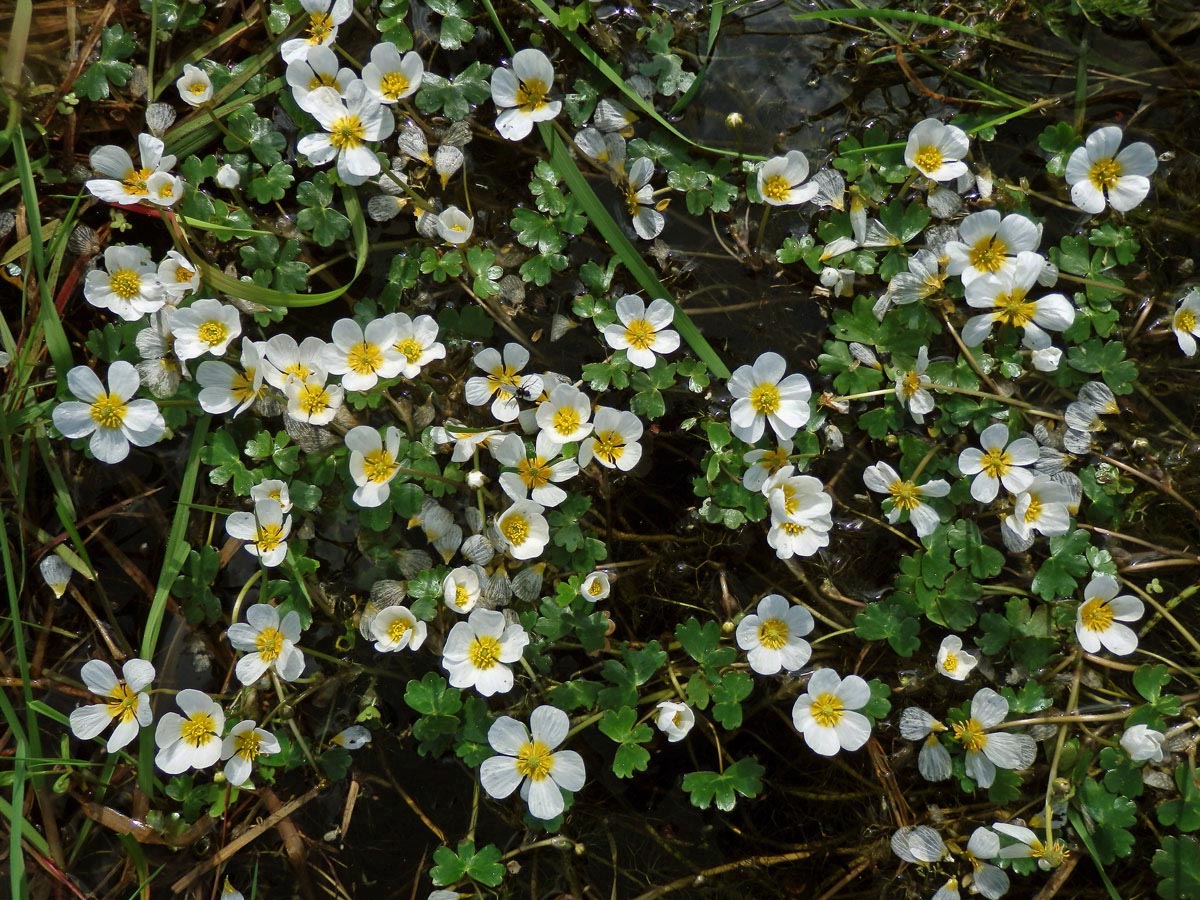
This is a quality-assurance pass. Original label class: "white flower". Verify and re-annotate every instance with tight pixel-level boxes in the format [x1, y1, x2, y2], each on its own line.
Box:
[766, 510, 832, 559]
[946, 210, 1042, 284]
[1120, 724, 1166, 763]
[216, 164, 240, 189]
[757, 151, 818, 206]
[490, 48, 561, 141]
[1065, 125, 1157, 214]
[992, 822, 1068, 870]
[227, 603, 305, 685]
[480, 705, 585, 820]
[963, 252, 1074, 349]
[957, 422, 1038, 503]
[964, 827, 1012, 900]
[465, 343, 543, 423]
[1075, 574, 1143, 656]
[443, 565, 484, 614]
[578, 406, 643, 470]
[442, 608, 530, 696]
[654, 701, 695, 742]
[279, 0, 353, 64]
[322, 316, 403, 391]
[862, 462, 950, 538]
[176, 64, 213, 106]
[535, 383, 593, 444]
[574, 127, 626, 173]
[894, 347, 935, 423]
[172, 298, 242, 361]
[899, 707, 952, 781]
[791, 668, 872, 756]
[362, 42, 423, 103]
[346, 425, 402, 508]
[369, 605, 428, 652]
[83, 244, 165, 321]
[157, 249, 200, 302]
[286, 45, 355, 112]
[69, 658, 155, 752]
[221, 880, 245, 900]
[623, 157, 665, 240]
[1172, 288, 1200, 357]
[330, 725, 373, 749]
[53, 362, 166, 464]
[39, 555, 73, 598]
[935, 635, 977, 682]
[1005, 475, 1072, 541]
[728, 352, 811, 444]
[225, 498, 293, 567]
[221, 720, 280, 786]
[764, 467, 833, 531]
[251, 479, 293, 514]
[409, 499, 463, 563]
[262, 334, 327, 389]
[602, 295, 680, 369]
[1031, 347, 1063, 372]
[742, 440, 793, 492]
[493, 432, 578, 507]
[86, 133, 181, 206]
[154, 689, 225, 774]
[735, 594, 814, 675]
[298, 82, 395, 186]
[495, 499, 550, 560]
[387, 313, 445, 377]
[891, 825, 948, 863]
[904, 118, 969, 182]
[887, 249, 946, 306]
[581, 571, 610, 603]
[284, 372, 344, 426]
[436, 206, 474, 244]
[134, 309, 183, 399]
[952, 688, 1037, 788]
[197, 338, 265, 416]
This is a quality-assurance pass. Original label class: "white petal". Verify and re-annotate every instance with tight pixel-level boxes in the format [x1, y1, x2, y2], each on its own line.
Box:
[480, 755, 524, 799]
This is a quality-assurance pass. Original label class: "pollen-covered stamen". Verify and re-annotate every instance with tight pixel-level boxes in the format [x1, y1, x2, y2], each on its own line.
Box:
[518, 457, 551, 489]
[514, 78, 550, 113]
[395, 338, 424, 364]
[234, 729, 264, 760]
[197, 320, 229, 347]
[515, 739, 555, 781]
[123, 167, 153, 196]
[780, 521, 807, 536]
[180, 712, 217, 748]
[307, 72, 338, 91]
[761, 174, 791, 203]
[623, 319, 657, 350]
[347, 341, 384, 375]
[757, 618, 789, 650]
[969, 236, 1008, 273]
[900, 370, 922, 399]
[329, 115, 366, 151]
[108, 269, 143, 299]
[888, 480, 922, 512]
[979, 447, 1013, 479]
[1088, 157, 1122, 192]
[379, 72, 410, 100]
[89, 393, 128, 429]
[306, 11, 334, 43]
[592, 431, 625, 465]
[1024, 495, 1043, 524]
[297, 383, 332, 417]
[1079, 597, 1115, 632]
[992, 289, 1037, 328]
[502, 514, 530, 546]
[106, 683, 139, 721]
[552, 408, 580, 436]
[255, 523, 285, 552]
[952, 718, 988, 753]
[231, 369, 258, 403]
[363, 449, 397, 483]
[387, 617, 411, 643]
[255, 627, 285, 662]
[942, 653, 959, 673]
[810, 692, 844, 728]
[1176, 309, 1197, 333]
[913, 145, 943, 173]
[454, 584, 470, 608]
[749, 383, 782, 416]
[467, 635, 502, 669]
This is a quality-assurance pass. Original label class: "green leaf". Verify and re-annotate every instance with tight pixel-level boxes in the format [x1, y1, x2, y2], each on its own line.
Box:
[1154, 836, 1200, 900]
[1099, 747, 1144, 799]
[682, 757, 764, 812]
[854, 600, 920, 656]
[1038, 122, 1081, 177]
[711, 671, 752, 729]
[1134, 664, 1172, 702]
[1067, 339, 1138, 395]
[1031, 529, 1091, 601]
[431, 841, 505, 888]
[947, 519, 1005, 578]
[1078, 778, 1136, 864]
[1158, 766, 1200, 832]
[415, 61, 493, 120]
[248, 162, 294, 203]
[404, 672, 463, 717]
[676, 618, 735, 668]
[599, 707, 653, 778]
[73, 24, 137, 100]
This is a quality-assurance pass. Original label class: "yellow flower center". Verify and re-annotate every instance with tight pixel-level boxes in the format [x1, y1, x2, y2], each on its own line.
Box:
[307, 72, 339, 91]
[780, 521, 807, 536]
[888, 480, 922, 512]
[900, 370, 922, 399]
[329, 115, 365, 151]
[233, 728, 263, 761]
[256, 522, 285, 553]
[297, 383, 331, 417]
[624, 318, 657, 351]
[487, 366, 521, 393]
[502, 513, 530, 546]
[749, 382, 781, 416]
[108, 268, 142, 300]
[515, 78, 550, 113]
[810, 692, 844, 728]
[761, 174, 791, 203]
[1032, 839, 1069, 867]
[625, 184, 643, 217]
[284, 361, 312, 382]
[379, 71, 410, 101]
[968, 236, 1008, 273]
[1175, 309, 1197, 334]
[1024, 495, 1043, 524]
[106, 683, 139, 722]
[518, 456, 551, 489]
[395, 337, 424, 364]
[123, 167, 153, 196]
[993, 289, 1037, 328]
[762, 447, 790, 473]
[1088, 157, 1122, 192]
[197, 320, 229, 347]
[156, 181, 176, 200]
[255, 626, 285, 663]
[175, 264, 197, 283]
[387, 616, 412, 643]
[180, 711, 217, 748]
[552, 406, 581, 437]
[515, 739, 555, 781]
[1079, 597, 1115, 633]
[913, 145, 943, 174]
[587, 578, 605, 596]
[454, 584, 470, 608]
[952, 718, 988, 753]
[188, 80, 208, 96]
[89, 393, 127, 429]
[306, 11, 334, 43]
[231, 368, 258, 403]
[757, 617, 789, 650]
[980, 446, 1012, 479]
[781, 484, 799, 517]
[363, 449, 397, 484]
[592, 430, 625, 465]
[467, 634, 502, 670]
[942, 653, 958, 673]
[347, 341, 383, 375]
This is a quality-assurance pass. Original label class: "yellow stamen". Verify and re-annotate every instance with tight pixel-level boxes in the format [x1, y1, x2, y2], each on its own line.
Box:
[515, 740, 555, 781]
[89, 393, 127, 429]
[467, 635, 502, 670]
[255, 626, 284, 662]
[810, 692, 844, 728]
